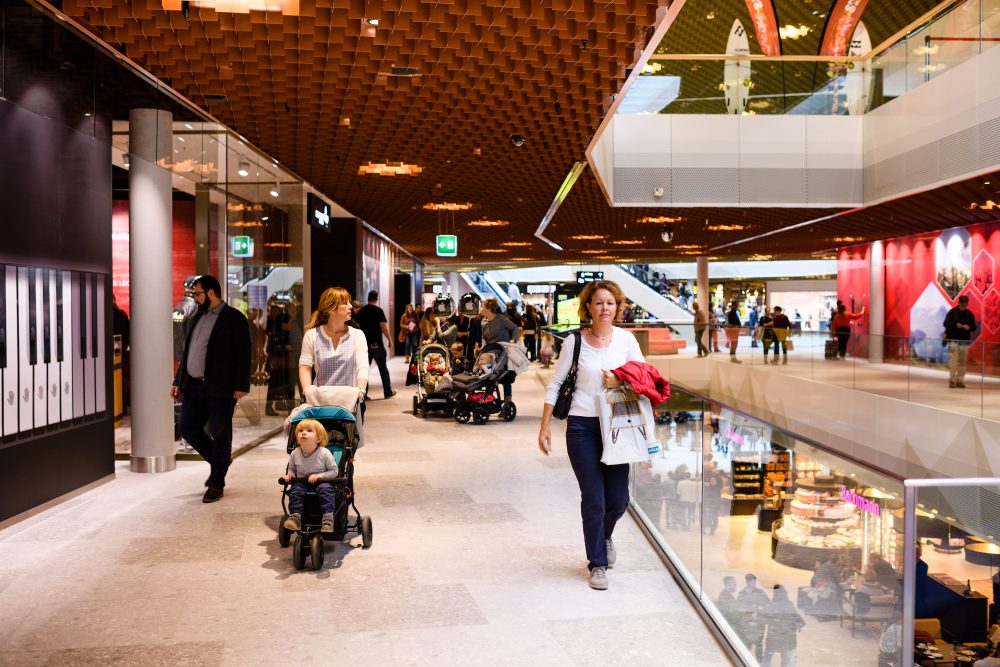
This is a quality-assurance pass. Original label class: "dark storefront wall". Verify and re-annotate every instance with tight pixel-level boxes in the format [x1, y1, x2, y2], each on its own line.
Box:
[0, 98, 114, 522]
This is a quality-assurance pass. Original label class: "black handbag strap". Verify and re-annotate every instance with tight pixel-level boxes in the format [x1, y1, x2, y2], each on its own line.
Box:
[567, 330, 582, 380]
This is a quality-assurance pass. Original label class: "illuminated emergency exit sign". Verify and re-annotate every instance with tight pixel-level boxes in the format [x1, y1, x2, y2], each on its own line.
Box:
[231, 235, 254, 258]
[436, 235, 458, 257]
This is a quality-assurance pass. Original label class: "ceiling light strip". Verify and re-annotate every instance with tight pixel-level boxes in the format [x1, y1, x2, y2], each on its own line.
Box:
[709, 207, 864, 252]
[534, 161, 588, 251]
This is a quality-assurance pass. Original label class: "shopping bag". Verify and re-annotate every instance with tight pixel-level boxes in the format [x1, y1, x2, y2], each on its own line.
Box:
[785, 339, 794, 351]
[597, 387, 660, 465]
[824, 339, 837, 359]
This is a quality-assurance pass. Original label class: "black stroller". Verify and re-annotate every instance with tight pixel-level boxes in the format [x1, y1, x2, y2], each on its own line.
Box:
[410, 342, 454, 418]
[451, 342, 517, 425]
[278, 405, 373, 571]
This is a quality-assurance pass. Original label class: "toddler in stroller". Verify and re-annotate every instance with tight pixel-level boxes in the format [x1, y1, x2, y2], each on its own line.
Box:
[282, 419, 338, 534]
[451, 343, 518, 425]
[278, 405, 373, 571]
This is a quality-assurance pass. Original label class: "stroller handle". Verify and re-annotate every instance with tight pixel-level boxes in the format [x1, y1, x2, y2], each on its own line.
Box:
[278, 476, 320, 485]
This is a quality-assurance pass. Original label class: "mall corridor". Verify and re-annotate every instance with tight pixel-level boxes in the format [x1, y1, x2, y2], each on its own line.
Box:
[0, 358, 729, 666]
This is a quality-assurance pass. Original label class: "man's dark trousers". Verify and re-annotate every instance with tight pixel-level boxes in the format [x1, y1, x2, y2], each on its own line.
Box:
[368, 345, 393, 398]
[180, 378, 237, 488]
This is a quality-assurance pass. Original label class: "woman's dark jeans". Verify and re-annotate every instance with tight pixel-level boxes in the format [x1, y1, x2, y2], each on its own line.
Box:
[835, 326, 851, 358]
[565, 416, 630, 570]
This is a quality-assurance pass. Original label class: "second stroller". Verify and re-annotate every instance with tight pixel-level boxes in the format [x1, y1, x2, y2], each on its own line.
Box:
[450, 342, 518, 425]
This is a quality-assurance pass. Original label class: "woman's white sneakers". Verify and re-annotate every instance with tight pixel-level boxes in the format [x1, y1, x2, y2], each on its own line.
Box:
[589, 566, 608, 590]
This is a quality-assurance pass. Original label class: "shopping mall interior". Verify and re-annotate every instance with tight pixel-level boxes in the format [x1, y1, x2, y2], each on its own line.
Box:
[3, 0, 1000, 665]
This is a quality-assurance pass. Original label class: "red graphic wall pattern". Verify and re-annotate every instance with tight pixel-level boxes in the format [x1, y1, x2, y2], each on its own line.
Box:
[839, 219, 1000, 374]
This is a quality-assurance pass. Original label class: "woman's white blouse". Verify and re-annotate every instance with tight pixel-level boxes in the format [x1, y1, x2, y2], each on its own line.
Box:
[544, 327, 644, 418]
[299, 326, 369, 389]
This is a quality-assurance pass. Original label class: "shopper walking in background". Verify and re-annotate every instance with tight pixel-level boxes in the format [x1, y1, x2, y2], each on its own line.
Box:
[538, 280, 644, 591]
[759, 307, 775, 363]
[712, 303, 724, 352]
[355, 290, 396, 399]
[522, 304, 539, 361]
[737, 573, 771, 661]
[748, 305, 759, 348]
[726, 301, 743, 363]
[419, 307, 438, 344]
[693, 301, 709, 357]
[832, 303, 865, 359]
[943, 294, 977, 388]
[763, 584, 806, 667]
[480, 298, 518, 401]
[170, 275, 251, 503]
[399, 303, 419, 356]
[771, 306, 792, 365]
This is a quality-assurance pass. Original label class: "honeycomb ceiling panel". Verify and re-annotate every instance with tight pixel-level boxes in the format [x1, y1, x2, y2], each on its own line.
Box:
[61, 0, 978, 265]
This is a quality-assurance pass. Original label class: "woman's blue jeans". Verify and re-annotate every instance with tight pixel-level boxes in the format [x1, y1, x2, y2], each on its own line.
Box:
[565, 416, 630, 570]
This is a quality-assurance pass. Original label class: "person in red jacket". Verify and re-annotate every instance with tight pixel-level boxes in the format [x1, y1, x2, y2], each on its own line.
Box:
[832, 303, 864, 359]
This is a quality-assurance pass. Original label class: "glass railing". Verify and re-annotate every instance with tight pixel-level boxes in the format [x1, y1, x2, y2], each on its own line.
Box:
[648, 324, 1000, 421]
[621, 0, 1000, 117]
[632, 384, 907, 666]
[870, 0, 1000, 112]
[631, 384, 1000, 666]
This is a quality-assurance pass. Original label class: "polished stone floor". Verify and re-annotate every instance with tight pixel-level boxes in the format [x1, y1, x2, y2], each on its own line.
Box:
[0, 357, 730, 666]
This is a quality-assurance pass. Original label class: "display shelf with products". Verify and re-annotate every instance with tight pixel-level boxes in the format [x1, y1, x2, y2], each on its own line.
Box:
[772, 475, 864, 570]
[728, 457, 764, 515]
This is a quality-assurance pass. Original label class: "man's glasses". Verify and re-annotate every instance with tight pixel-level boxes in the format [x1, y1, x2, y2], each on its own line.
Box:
[192, 290, 206, 296]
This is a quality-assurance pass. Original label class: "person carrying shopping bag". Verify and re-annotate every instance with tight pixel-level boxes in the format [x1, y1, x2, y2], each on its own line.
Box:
[537, 280, 644, 591]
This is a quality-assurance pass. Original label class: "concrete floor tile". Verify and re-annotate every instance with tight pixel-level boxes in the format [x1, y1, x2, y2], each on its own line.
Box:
[0, 358, 727, 665]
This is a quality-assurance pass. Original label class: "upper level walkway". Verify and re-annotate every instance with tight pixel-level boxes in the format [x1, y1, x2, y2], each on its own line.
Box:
[0, 357, 729, 666]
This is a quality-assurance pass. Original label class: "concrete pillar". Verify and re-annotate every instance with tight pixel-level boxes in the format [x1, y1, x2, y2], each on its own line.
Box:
[128, 109, 176, 473]
[448, 272, 461, 305]
[869, 240, 885, 363]
[696, 256, 710, 313]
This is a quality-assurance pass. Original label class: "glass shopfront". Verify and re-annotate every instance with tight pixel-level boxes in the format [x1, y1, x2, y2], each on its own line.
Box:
[632, 386, 1000, 666]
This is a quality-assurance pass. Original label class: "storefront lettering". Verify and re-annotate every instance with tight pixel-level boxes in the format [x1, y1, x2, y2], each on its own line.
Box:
[840, 485, 880, 517]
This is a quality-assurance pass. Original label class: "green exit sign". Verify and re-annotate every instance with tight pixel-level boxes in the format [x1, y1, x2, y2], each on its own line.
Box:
[436, 234, 458, 257]
[231, 235, 254, 258]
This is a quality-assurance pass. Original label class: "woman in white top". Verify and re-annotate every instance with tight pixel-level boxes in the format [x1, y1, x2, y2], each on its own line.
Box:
[538, 280, 644, 591]
[298, 287, 369, 405]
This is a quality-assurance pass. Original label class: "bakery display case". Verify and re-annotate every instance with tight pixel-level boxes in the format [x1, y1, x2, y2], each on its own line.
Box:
[772, 474, 863, 570]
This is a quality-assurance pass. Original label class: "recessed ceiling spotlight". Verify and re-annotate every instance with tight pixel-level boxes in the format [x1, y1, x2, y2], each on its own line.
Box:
[367, 18, 379, 25]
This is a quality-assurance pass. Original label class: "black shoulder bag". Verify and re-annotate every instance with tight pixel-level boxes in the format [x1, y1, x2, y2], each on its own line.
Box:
[552, 331, 582, 420]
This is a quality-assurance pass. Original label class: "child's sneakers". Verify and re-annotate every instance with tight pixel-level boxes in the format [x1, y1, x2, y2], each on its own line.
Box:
[283, 513, 302, 531]
[321, 513, 335, 534]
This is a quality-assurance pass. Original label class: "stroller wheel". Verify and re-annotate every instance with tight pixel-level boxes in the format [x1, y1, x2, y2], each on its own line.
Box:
[454, 406, 471, 423]
[412, 395, 419, 416]
[278, 515, 291, 548]
[360, 515, 373, 549]
[501, 401, 517, 422]
[472, 406, 489, 425]
[310, 535, 325, 570]
[292, 534, 307, 570]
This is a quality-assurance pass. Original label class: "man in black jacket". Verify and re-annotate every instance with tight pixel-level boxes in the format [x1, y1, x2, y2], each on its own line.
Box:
[170, 275, 251, 502]
[943, 294, 977, 389]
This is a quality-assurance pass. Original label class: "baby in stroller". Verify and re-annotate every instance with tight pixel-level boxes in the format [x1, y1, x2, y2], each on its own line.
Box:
[422, 351, 448, 393]
[282, 419, 339, 533]
[450, 343, 518, 425]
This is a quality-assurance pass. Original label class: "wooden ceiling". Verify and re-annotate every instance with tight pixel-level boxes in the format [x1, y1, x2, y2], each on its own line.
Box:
[60, 0, 983, 265]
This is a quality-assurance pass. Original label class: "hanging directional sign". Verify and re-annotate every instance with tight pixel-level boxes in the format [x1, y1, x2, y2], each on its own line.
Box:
[436, 234, 458, 257]
[231, 235, 254, 258]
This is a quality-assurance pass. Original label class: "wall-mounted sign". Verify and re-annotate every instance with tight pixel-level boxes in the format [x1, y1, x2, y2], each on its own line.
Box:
[527, 284, 555, 294]
[436, 235, 458, 257]
[576, 270, 604, 284]
[231, 235, 254, 258]
[307, 192, 332, 232]
[841, 485, 880, 517]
